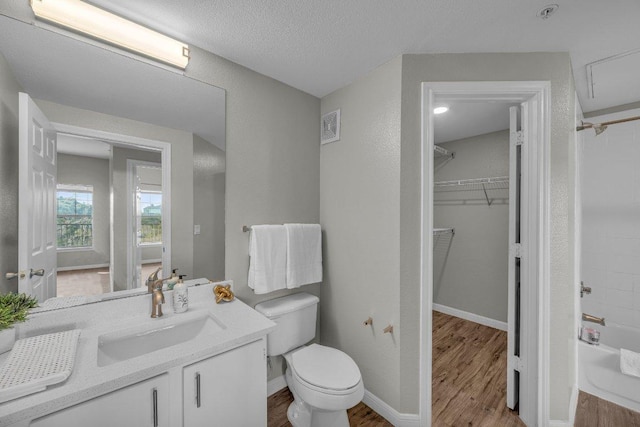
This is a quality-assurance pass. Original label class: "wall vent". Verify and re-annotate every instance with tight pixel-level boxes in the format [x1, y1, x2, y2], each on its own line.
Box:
[321, 109, 340, 145]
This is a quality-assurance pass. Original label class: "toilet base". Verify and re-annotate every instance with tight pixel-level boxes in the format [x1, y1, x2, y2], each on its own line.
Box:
[287, 399, 349, 427]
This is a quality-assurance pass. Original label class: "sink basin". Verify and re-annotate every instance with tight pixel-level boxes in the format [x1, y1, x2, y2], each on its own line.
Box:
[97, 312, 225, 367]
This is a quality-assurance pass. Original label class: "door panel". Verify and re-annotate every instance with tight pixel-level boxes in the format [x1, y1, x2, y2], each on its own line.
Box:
[19, 93, 57, 302]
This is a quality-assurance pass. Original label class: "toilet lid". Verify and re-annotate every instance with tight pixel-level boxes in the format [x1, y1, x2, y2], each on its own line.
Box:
[291, 344, 361, 391]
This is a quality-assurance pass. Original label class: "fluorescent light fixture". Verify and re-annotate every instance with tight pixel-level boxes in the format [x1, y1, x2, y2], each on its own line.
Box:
[31, 0, 190, 69]
[433, 107, 449, 115]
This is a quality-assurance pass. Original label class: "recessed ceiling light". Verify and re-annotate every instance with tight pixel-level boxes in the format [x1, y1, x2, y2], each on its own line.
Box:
[434, 107, 449, 115]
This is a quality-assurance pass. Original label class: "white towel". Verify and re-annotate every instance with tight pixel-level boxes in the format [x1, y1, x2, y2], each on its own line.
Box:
[620, 348, 640, 378]
[248, 225, 287, 294]
[285, 223, 322, 288]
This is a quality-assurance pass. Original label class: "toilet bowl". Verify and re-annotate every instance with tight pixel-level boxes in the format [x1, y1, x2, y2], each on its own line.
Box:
[284, 344, 364, 427]
[254, 293, 364, 427]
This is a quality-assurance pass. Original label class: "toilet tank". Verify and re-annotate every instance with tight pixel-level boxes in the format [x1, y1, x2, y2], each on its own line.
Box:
[255, 293, 319, 356]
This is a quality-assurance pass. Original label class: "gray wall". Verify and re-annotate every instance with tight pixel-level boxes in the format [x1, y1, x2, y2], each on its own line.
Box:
[0, 52, 21, 294]
[193, 135, 225, 281]
[433, 130, 510, 322]
[111, 146, 162, 291]
[400, 53, 577, 419]
[57, 153, 110, 269]
[320, 56, 402, 409]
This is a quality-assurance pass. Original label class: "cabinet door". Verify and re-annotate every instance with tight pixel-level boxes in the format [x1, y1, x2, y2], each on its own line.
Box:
[31, 374, 169, 427]
[183, 339, 266, 427]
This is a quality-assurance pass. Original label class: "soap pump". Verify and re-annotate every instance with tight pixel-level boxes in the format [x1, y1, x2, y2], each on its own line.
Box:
[173, 275, 188, 313]
[166, 268, 179, 290]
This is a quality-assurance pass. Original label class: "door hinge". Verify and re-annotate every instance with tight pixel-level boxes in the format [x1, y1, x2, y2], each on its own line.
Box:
[511, 130, 525, 146]
[511, 243, 523, 258]
[510, 355, 525, 372]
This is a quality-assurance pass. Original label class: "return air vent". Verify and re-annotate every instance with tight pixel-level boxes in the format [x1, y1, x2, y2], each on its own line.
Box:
[586, 49, 640, 107]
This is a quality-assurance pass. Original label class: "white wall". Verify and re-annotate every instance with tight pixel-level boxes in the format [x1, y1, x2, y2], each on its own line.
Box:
[433, 130, 509, 323]
[581, 108, 640, 331]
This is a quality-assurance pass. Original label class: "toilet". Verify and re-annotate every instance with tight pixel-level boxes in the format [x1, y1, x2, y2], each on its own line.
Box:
[255, 293, 364, 427]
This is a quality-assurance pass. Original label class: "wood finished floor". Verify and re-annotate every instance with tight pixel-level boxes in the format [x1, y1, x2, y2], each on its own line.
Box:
[268, 387, 392, 427]
[432, 311, 524, 427]
[56, 263, 162, 297]
[574, 391, 640, 427]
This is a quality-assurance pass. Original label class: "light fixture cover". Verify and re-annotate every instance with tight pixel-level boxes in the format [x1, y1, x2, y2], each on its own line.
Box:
[321, 109, 341, 144]
[31, 0, 190, 69]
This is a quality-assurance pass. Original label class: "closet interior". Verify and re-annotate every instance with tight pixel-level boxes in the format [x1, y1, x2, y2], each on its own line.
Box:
[430, 101, 522, 426]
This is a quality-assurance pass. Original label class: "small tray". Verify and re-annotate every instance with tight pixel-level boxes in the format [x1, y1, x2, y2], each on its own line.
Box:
[0, 329, 81, 403]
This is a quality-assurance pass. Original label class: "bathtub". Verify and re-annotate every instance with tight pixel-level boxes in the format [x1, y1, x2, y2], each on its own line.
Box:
[578, 323, 640, 413]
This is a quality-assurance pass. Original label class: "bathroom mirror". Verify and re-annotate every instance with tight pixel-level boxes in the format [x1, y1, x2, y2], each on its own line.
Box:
[0, 15, 226, 308]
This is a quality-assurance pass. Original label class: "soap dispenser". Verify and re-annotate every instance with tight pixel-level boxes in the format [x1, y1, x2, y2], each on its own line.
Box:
[173, 275, 188, 313]
[166, 268, 179, 290]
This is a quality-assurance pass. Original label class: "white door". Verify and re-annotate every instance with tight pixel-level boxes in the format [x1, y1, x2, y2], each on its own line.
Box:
[18, 93, 57, 303]
[507, 104, 524, 411]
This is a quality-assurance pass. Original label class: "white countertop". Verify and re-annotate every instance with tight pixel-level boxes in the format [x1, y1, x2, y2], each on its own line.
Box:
[0, 280, 275, 426]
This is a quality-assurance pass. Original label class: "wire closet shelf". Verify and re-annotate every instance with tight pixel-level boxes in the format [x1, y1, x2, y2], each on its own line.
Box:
[434, 176, 509, 206]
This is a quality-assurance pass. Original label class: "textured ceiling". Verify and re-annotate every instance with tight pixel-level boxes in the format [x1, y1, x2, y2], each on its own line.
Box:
[86, 0, 640, 111]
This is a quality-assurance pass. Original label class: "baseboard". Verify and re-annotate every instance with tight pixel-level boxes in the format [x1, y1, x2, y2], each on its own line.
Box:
[267, 375, 287, 397]
[57, 263, 109, 272]
[362, 389, 420, 427]
[569, 383, 579, 426]
[432, 303, 507, 331]
[142, 259, 162, 264]
[266, 377, 420, 426]
[548, 384, 578, 427]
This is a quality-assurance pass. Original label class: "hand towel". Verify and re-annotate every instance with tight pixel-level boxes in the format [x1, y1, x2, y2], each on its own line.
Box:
[248, 225, 287, 294]
[284, 223, 322, 288]
[621, 348, 640, 378]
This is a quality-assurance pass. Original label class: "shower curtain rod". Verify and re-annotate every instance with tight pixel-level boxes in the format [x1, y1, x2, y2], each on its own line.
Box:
[576, 115, 640, 135]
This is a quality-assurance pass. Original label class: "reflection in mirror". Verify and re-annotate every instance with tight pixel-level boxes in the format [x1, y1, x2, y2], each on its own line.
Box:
[0, 14, 226, 309]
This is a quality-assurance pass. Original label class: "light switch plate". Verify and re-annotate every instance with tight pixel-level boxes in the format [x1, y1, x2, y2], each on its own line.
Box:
[194, 224, 201, 235]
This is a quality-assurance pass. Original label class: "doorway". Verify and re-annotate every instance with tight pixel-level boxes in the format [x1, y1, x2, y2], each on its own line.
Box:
[419, 82, 551, 426]
[431, 100, 520, 425]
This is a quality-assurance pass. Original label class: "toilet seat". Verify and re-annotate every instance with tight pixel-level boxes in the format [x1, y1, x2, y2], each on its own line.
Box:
[289, 344, 361, 393]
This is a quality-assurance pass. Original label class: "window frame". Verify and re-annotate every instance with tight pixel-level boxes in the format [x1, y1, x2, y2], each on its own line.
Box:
[56, 184, 95, 251]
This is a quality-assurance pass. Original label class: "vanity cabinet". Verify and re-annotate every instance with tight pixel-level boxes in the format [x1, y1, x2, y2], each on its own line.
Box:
[183, 339, 266, 427]
[30, 374, 169, 427]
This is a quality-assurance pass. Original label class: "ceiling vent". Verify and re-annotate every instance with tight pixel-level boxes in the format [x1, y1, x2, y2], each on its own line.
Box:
[586, 49, 640, 107]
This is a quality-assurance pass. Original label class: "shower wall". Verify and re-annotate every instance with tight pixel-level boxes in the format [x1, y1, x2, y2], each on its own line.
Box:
[581, 108, 640, 332]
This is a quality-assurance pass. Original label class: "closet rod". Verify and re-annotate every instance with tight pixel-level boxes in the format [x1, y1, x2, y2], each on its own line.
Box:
[434, 145, 455, 159]
[577, 115, 640, 135]
[433, 228, 455, 236]
[434, 176, 509, 187]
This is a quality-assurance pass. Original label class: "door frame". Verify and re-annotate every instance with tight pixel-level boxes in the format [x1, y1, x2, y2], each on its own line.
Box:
[126, 159, 163, 290]
[50, 123, 172, 287]
[419, 81, 551, 426]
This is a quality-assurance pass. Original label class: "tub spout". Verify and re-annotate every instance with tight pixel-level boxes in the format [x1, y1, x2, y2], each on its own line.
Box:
[582, 313, 605, 326]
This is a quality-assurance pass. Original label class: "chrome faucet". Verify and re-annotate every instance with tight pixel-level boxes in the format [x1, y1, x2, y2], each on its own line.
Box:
[146, 267, 162, 293]
[150, 280, 165, 318]
[582, 312, 605, 326]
